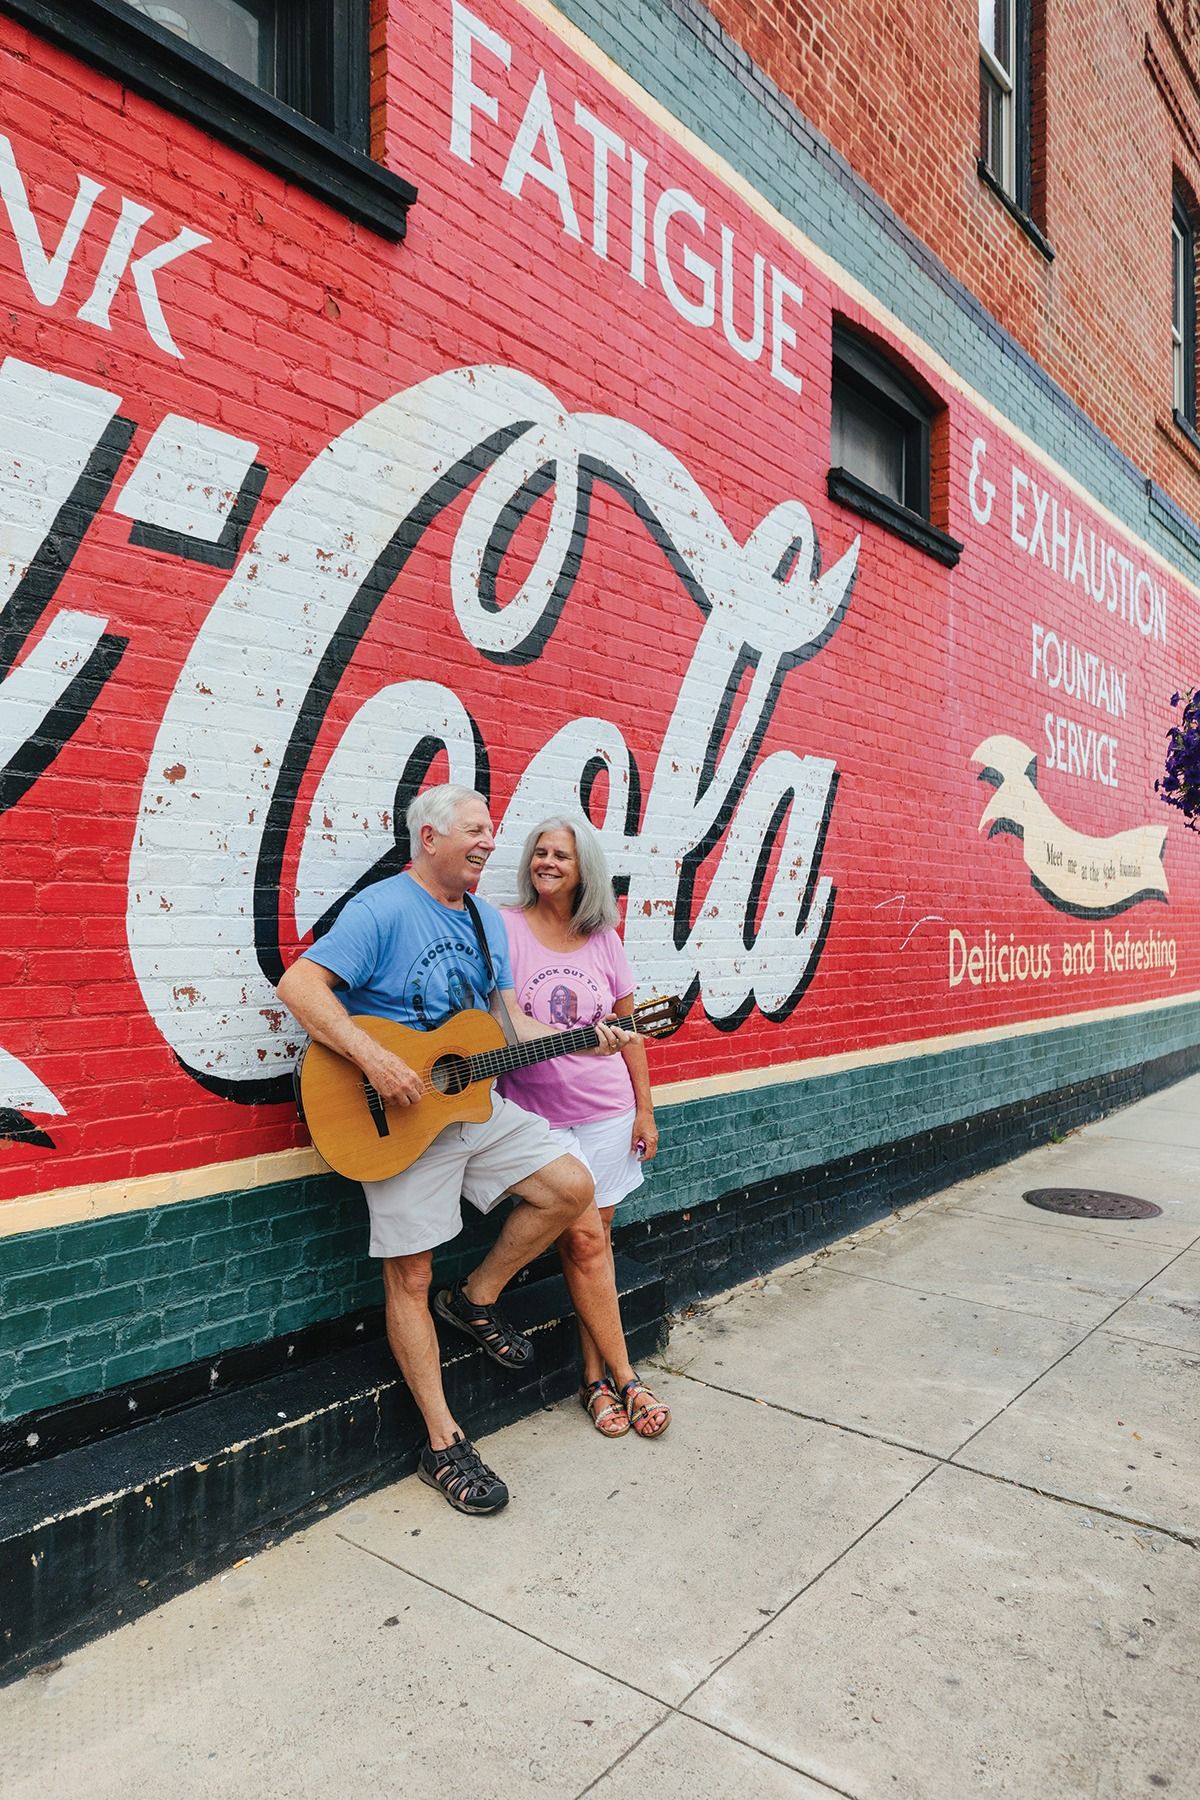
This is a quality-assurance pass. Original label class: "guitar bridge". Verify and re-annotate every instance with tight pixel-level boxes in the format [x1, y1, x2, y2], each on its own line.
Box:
[362, 1080, 390, 1139]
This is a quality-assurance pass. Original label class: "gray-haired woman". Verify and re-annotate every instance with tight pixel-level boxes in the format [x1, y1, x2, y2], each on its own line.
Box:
[496, 815, 670, 1439]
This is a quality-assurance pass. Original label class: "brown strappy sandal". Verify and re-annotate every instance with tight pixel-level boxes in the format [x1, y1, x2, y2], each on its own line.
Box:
[579, 1377, 630, 1437]
[620, 1375, 671, 1438]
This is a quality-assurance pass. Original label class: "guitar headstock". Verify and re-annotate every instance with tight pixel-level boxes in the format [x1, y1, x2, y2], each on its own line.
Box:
[631, 993, 684, 1038]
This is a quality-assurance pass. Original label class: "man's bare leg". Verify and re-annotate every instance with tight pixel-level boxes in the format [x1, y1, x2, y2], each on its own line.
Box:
[381, 1250, 461, 1449]
[385, 1251, 511, 1512]
[464, 1153, 592, 1305]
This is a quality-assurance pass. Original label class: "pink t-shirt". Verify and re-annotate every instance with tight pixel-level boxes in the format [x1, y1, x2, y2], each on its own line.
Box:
[495, 907, 637, 1127]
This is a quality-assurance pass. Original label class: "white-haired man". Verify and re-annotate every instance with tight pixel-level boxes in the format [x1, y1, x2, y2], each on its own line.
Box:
[276, 784, 630, 1515]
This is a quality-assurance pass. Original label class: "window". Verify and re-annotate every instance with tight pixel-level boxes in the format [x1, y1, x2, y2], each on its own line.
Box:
[827, 329, 962, 567]
[979, 1, 1019, 198]
[832, 336, 928, 517]
[123, 0, 367, 147]
[978, 2, 1051, 255]
[831, 331, 932, 519]
[122, 0, 368, 149]
[1172, 195, 1196, 427]
[8, 0, 415, 239]
[979, 0, 1046, 227]
[125, 1, 272, 90]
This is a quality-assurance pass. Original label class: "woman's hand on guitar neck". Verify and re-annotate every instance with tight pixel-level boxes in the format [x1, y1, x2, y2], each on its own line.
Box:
[589, 1019, 635, 1056]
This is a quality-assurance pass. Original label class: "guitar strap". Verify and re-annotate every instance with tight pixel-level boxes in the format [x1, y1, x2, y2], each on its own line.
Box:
[462, 892, 520, 1049]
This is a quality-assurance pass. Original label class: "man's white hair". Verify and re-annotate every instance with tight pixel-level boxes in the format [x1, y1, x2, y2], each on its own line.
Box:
[406, 783, 488, 841]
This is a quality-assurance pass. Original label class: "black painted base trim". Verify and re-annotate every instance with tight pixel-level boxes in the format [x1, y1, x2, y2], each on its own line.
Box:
[0, 1256, 668, 1683]
[615, 1042, 1200, 1307]
[0, 1301, 386, 1476]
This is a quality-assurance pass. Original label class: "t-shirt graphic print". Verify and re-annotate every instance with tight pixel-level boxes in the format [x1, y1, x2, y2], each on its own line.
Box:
[300, 872, 512, 1031]
[495, 906, 636, 1127]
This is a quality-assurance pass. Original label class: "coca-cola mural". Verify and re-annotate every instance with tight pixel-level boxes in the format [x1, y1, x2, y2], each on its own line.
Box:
[1, 0, 1195, 1208]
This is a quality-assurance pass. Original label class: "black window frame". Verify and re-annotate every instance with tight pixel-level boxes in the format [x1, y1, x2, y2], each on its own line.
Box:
[5, 0, 416, 241]
[1172, 192, 1198, 433]
[827, 328, 962, 568]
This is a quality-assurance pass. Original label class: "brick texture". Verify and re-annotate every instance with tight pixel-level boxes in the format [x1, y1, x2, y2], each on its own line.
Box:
[703, 0, 1200, 522]
[0, 0, 1197, 1423]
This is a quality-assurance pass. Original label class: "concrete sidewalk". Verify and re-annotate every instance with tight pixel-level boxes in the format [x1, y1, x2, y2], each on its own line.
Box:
[4, 1079, 1200, 1799]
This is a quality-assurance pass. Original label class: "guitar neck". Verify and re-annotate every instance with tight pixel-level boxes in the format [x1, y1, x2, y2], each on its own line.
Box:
[469, 1021, 635, 1085]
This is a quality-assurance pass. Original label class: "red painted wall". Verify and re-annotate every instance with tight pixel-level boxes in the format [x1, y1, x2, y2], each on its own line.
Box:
[0, 0, 1196, 1206]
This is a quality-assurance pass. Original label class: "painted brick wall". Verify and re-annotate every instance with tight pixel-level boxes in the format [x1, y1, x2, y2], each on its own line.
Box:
[703, 0, 1200, 523]
[1, 0, 1199, 1430]
[0, 1177, 376, 1418]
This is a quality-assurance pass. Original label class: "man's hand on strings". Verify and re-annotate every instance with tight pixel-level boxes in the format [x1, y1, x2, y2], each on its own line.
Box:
[361, 1045, 425, 1105]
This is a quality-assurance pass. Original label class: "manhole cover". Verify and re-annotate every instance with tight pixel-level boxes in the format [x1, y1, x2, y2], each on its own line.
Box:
[1024, 1188, 1162, 1220]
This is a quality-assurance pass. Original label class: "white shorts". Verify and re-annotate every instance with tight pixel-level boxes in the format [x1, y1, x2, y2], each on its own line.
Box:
[544, 1107, 644, 1213]
[361, 1094, 565, 1259]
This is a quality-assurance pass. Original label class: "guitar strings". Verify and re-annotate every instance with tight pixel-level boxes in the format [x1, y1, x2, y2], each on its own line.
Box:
[364, 1014, 659, 1105]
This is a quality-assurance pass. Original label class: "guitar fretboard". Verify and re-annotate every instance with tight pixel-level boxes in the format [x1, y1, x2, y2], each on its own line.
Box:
[466, 1020, 638, 1085]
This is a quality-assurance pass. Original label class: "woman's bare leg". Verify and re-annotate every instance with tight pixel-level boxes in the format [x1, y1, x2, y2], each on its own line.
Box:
[558, 1203, 636, 1387]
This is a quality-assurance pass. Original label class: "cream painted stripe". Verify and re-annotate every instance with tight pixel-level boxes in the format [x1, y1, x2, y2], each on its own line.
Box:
[522, 0, 1200, 602]
[0, 1147, 325, 1241]
[3, 988, 1197, 1240]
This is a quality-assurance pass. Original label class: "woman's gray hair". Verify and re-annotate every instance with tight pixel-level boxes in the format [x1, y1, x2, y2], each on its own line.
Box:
[515, 814, 619, 937]
[406, 784, 488, 841]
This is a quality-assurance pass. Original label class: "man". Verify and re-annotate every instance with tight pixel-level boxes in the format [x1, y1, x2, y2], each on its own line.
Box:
[276, 784, 630, 1516]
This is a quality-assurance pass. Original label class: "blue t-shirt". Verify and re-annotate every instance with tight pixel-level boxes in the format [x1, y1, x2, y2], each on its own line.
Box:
[302, 872, 512, 1029]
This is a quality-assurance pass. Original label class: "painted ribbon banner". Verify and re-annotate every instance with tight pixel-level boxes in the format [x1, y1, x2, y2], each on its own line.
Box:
[972, 735, 1169, 915]
[0, 0, 1198, 1206]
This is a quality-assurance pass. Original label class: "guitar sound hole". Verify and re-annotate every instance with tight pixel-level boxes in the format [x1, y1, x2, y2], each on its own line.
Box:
[430, 1053, 472, 1096]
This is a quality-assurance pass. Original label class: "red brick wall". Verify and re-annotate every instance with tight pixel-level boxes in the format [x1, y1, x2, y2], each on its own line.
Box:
[0, 0, 1197, 1212]
[707, 0, 1200, 517]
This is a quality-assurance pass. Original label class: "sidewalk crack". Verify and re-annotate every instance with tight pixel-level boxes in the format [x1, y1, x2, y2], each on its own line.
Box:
[947, 1231, 1200, 1464]
[655, 1368, 1198, 1549]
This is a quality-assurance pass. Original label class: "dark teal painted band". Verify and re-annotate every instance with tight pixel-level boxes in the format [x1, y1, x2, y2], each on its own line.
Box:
[625, 998, 1200, 1223]
[2, 998, 1198, 1419]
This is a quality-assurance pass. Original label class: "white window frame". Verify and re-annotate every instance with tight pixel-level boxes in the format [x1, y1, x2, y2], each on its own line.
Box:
[980, 10, 1017, 198]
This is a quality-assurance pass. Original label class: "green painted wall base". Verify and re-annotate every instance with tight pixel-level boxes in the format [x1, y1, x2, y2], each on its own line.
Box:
[3, 1000, 1197, 1426]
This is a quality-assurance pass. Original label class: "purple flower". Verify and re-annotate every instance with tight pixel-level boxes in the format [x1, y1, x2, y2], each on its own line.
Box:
[1160, 688, 1200, 832]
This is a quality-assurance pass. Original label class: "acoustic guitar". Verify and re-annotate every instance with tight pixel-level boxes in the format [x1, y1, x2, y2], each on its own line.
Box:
[296, 997, 681, 1182]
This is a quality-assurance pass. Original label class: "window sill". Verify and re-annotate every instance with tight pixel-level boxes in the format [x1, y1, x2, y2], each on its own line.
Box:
[977, 162, 1055, 263]
[1146, 473, 1200, 562]
[7, 0, 417, 240]
[827, 468, 964, 567]
[1154, 409, 1200, 478]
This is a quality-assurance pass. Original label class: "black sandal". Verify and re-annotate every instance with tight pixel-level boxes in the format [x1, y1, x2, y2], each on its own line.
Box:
[433, 1279, 535, 1372]
[418, 1434, 509, 1515]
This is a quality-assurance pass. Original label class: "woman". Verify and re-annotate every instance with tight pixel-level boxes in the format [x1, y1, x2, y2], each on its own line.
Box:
[497, 815, 671, 1439]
